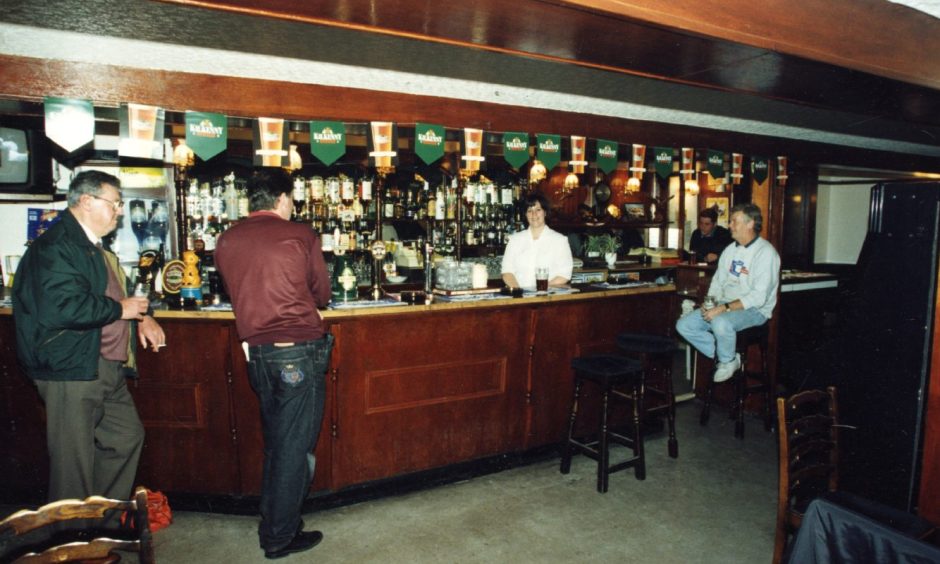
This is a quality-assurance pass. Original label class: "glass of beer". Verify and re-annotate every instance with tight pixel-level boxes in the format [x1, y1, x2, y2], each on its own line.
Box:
[370, 122, 394, 168]
[535, 267, 549, 294]
[258, 117, 285, 167]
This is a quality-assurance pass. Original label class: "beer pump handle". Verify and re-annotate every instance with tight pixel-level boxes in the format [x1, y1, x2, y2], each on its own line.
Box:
[424, 240, 434, 296]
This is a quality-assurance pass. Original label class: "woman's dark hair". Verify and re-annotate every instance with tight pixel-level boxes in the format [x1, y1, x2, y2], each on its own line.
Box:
[524, 192, 552, 220]
[247, 168, 292, 212]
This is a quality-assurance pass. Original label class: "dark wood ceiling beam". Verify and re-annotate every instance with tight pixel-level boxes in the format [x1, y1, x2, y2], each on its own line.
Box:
[2, 53, 936, 173]
[150, 0, 940, 127]
[561, 0, 940, 91]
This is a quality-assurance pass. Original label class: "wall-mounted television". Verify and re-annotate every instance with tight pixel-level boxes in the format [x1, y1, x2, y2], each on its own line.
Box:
[0, 123, 55, 201]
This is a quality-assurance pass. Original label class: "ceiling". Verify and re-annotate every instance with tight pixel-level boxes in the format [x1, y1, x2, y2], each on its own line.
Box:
[2, 0, 940, 169]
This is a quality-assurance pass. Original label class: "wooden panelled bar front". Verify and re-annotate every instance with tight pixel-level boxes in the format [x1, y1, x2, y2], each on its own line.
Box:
[0, 285, 673, 500]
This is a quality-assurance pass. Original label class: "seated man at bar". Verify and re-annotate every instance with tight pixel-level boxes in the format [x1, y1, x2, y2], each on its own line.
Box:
[676, 203, 780, 382]
[501, 192, 573, 289]
[688, 207, 732, 264]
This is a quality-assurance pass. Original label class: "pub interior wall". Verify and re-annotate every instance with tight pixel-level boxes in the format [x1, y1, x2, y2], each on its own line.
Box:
[814, 178, 871, 265]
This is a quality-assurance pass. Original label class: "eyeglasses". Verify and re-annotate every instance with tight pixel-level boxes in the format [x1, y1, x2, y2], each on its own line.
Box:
[90, 194, 125, 212]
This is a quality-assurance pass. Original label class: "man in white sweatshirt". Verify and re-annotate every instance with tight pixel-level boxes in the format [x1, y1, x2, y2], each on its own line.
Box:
[676, 203, 780, 382]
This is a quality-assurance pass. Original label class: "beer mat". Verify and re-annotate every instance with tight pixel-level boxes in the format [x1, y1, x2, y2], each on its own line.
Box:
[522, 287, 579, 296]
[591, 281, 656, 290]
[434, 293, 514, 302]
[200, 302, 233, 311]
[432, 287, 502, 296]
[329, 298, 408, 309]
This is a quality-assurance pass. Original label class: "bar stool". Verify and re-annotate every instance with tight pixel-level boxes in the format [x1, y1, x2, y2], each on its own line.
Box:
[699, 323, 773, 439]
[616, 332, 679, 458]
[559, 354, 646, 493]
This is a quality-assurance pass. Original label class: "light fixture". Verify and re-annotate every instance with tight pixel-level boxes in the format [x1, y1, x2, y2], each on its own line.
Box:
[626, 176, 642, 192]
[685, 177, 700, 195]
[529, 159, 547, 185]
[564, 172, 580, 194]
[173, 139, 194, 168]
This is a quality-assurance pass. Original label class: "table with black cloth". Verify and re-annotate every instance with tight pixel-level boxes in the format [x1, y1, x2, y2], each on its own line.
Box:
[787, 496, 940, 563]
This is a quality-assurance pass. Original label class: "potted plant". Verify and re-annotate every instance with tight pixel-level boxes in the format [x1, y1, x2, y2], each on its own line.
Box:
[584, 234, 621, 267]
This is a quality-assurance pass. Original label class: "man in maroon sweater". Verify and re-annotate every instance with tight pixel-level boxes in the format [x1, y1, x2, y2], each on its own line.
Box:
[215, 168, 333, 560]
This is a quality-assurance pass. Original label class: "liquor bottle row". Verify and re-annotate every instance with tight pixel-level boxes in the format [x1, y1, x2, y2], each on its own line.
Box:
[179, 170, 534, 259]
[183, 172, 249, 252]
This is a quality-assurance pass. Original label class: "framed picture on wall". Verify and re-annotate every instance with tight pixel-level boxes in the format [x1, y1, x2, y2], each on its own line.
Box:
[705, 196, 730, 225]
[623, 202, 647, 221]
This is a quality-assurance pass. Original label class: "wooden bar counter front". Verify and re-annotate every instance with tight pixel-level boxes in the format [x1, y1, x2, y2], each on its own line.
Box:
[0, 284, 674, 501]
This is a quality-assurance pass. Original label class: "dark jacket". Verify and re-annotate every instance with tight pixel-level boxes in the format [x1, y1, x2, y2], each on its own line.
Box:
[13, 209, 137, 381]
[690, 225, 733, 263]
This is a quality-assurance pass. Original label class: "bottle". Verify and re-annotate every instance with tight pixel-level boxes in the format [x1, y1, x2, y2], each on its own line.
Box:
[292, 176, 307, 221]
[426, 181, 437, 219]
[446, 178, 457, 220]
[394, 188, 405, 219]
[223, 173, 240, 223]
[384, 187, 396, 219]
[237, 186, 250, 219]
[435, 183, 446, 220]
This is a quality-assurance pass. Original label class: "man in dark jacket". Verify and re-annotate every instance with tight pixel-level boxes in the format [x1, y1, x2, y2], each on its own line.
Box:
[689, 207, 733, 264]
[216, 168, 333, 560]
[13, 170, 165, 508]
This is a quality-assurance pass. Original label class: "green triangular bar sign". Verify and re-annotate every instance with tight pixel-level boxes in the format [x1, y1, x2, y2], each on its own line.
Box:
[706, 149, 725, 179]
[595, 139, 618, 174]
[310, 121, 346, 166]
[536, 133, 561, 171]
[653, 147, 674, 179]
[502, 132, 530, 168]
[751, 156, 769, 184]
[414, 122, 445, 165]
[186, 111, 227, 161]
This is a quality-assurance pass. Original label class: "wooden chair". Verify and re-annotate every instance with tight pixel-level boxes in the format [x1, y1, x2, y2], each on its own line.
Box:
[773, 387, 936, 564]
[774, 387, 839, 564]
[0, 486, 155, 564]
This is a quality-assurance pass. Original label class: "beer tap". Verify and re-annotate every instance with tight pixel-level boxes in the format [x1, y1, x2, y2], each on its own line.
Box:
[423, 237, 434, 302]
[370, 240, 386, 301]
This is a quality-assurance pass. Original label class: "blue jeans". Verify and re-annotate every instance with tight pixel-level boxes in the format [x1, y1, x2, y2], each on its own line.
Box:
[676, 307, 766, 363]
[247, 334, 334, 552]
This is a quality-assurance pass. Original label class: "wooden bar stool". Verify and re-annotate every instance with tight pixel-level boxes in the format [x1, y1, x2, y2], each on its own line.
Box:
[559, 354, 646, 493]
[699, 323, 773, 439]
[616, 332, 679, 458]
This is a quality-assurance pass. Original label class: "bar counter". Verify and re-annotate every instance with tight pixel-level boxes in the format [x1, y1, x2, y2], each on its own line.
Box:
[0, 283, 675, 502]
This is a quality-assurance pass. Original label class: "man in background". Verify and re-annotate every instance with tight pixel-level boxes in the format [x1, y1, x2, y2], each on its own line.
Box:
[689, 207, 732, 264]
[215, 168, 333, 560]
[13, 170, 165, 509]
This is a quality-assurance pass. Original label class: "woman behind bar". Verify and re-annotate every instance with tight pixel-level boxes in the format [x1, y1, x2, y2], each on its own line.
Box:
[501, 193, 573, 289]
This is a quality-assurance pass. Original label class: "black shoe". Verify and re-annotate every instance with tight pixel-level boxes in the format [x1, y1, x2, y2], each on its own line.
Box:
[264, 530, 324, 559]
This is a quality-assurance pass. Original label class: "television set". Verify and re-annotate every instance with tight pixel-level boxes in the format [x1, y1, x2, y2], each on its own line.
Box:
[0, 124, 55, 201]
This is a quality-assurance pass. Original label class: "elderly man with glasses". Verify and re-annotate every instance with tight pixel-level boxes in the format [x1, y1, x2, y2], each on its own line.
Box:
[12, 170, 165, 519]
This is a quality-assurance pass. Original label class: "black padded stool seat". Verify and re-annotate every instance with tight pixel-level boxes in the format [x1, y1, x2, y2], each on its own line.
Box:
[700, 322, 773, 439]
[616, 332, 679, 458]
[560, 354, 646, 493]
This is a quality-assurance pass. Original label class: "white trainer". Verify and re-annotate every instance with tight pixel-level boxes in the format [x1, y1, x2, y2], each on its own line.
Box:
[713, 353, 742, 383]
